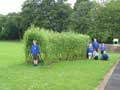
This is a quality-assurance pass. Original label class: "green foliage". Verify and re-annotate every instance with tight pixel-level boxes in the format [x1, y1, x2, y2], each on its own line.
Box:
[70, 1, 96, 34]
[1, 0, 120, 43]
[0, 0, 72, 40]
[22, 0, 72, 32]
[88, 1, 120, 43]
[74, 0, 89, 10]
[24, 27, 90, 64]
[0, 13, 23, 40]
[0, 41, 120, 90]
[24, 27, 48, 63]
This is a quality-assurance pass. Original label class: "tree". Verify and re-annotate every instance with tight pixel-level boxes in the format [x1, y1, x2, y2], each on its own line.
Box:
[0, 13, 23, 40]
[0, 0, 72, 40]
[88, 0, 120, 43]
[74, 0, 89, 10]
[21, 0, 72, 32]
[0, 15, 6, 39]
[70, 1, 95, 34]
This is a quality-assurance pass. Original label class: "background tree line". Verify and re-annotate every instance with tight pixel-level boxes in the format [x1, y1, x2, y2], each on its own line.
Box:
[0, 0, 120, 43]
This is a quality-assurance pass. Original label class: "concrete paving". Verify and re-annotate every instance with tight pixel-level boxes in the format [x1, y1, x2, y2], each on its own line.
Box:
[105, 61, 120, 90]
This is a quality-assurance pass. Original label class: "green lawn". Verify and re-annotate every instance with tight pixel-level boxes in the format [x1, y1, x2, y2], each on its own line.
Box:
[0, 41, 120, 90]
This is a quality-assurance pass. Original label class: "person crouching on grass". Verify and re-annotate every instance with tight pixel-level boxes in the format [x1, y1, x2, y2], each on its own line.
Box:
[101, 51, 109, 61]
[31, 40, 40, 66]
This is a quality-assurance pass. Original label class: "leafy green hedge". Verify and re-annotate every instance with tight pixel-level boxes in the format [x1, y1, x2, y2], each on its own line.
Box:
[24, 27, 90, 64]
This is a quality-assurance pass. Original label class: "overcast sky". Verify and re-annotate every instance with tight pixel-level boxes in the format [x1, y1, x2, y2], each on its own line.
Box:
[0, 0, 76, 15]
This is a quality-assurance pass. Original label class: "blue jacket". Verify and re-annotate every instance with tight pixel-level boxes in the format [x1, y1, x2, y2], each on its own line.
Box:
[92, 41, 99, 49]
[100, 46, 106, 51]
[31, 45, 40, 55]
[87, 47, 93, 53]
[101, 54, 109, 60]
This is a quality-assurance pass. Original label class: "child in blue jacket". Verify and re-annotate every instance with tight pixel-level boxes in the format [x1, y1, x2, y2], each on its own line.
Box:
[31, 40, 40, 66]
[101, 51, 109, 60]
[92, 38, 99, 52]
[87, 44, 93, 59]
[100, 43, 106, 54]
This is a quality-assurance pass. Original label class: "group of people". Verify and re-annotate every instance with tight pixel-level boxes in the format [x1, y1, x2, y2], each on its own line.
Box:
[87, 38, 109, 60]
[30, 38, 109, 66]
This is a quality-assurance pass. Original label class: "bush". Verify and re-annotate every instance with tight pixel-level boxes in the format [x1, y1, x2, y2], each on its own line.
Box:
[24, 27, 90, 64]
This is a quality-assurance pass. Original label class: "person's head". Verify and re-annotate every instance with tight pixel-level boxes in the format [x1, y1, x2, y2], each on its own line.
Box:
[33, 40, 37, 45]
[89, 43, 92, 48]
[94, 38, 97, 42]
[103, 51, 106, 54]
[102, 43, 105, 46]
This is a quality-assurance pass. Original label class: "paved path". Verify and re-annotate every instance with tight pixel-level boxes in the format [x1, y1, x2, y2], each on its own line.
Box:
[105, 61, 120, 90]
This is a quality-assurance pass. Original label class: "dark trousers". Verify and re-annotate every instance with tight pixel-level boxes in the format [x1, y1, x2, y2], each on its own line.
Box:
[101, 51, 104, 54]
[94, 56, 98, 60]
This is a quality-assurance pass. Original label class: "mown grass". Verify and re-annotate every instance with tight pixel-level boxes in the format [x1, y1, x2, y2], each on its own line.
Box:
[0, 41, 120, 90]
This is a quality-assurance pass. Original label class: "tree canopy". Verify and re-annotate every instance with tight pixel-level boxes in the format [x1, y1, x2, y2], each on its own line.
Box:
[0, 0, 120, 43]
